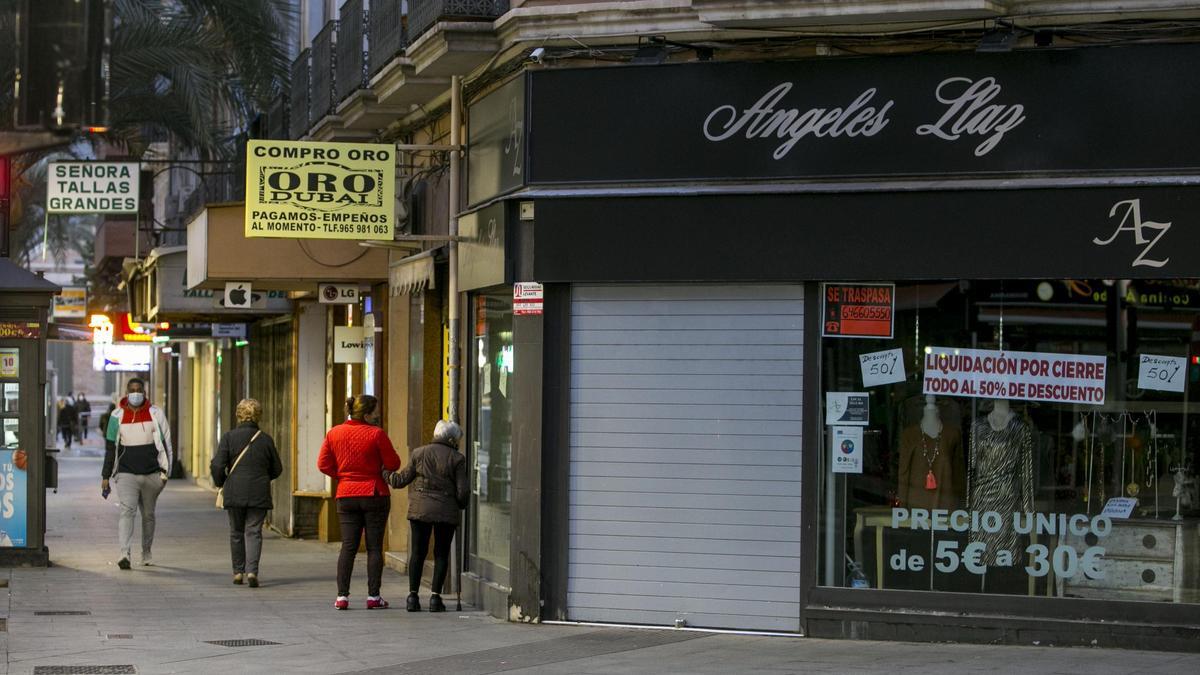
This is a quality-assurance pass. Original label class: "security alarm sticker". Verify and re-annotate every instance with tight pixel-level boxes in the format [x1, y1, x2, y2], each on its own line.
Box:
[245, 140, 395, 240]
[822, 283, 894, 338]
[831, 426, 864, 474]
[1137, 354, 1186, 393]
[860, 348, 906, 387]
[514, 282, 544, 315]
[826, 392, 869, 426]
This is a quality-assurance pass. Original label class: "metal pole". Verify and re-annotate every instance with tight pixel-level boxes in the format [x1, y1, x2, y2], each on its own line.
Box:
[448, 75, 464, 611]
[448, 75, 462, 424]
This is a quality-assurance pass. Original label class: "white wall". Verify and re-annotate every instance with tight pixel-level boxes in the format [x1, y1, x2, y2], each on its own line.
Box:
[295, 301, 329, 494]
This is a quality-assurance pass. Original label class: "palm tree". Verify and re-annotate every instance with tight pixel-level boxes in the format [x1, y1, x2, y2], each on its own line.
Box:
[4, 0, 295, 267]
[109, 0, 295, 158]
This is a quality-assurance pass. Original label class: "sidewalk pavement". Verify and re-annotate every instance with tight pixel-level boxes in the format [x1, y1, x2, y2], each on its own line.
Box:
[1, 457, 1198, 675]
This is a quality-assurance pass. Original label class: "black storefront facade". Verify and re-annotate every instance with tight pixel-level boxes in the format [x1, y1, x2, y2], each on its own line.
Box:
[461, 43, 1200, 649]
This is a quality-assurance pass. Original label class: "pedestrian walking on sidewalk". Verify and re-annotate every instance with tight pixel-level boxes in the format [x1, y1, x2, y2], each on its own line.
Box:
[57, 397, 76, 449]
[77, 392, 91, 440]
[317, 394, 401, 610]
[102, 378, 173, 569]
[211, 398, 282, 588]
[384, 420, 469, 613]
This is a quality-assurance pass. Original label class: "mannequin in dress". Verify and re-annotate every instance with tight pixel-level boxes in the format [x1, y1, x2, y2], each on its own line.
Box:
[898, 395, 966, 510]
[969, 398, 1035, 576]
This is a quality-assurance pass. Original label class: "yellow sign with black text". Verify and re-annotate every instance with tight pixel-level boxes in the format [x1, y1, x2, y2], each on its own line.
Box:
[245, 140, 395, 240]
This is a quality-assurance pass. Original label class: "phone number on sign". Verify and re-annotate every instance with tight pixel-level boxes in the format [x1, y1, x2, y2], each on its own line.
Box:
[841, 305, 892, 321]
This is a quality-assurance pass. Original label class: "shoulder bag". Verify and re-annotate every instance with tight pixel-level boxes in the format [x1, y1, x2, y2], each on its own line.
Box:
[215, 430, 262, 509]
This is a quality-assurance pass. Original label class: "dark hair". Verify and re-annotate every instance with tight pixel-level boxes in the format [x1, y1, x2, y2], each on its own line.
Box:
[345, 394, 379, 421]
[127, 378, 146, 391]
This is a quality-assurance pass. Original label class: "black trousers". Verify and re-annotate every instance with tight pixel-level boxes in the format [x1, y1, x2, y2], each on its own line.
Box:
[409, 519, 456, 594]
[336, 496, 390, 597]
[227, 507, 268, 575]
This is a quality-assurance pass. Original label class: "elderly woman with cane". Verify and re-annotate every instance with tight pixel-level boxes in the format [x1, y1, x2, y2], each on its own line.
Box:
[384, 420, 469, 612]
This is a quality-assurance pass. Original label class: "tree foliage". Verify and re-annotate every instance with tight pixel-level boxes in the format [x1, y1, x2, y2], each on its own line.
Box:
[109, 0, 294, 158]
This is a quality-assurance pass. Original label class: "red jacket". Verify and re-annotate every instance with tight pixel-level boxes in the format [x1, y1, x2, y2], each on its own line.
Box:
[317, 420, 402, 498]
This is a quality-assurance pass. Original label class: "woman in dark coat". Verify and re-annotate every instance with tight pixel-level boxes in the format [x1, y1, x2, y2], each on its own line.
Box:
[211, 398, 283, 587]
[385, 419, 469, 612]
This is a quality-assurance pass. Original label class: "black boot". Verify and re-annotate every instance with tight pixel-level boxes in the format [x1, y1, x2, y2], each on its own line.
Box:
[428, 594, 446, 613]
[406, 592, 421, 612]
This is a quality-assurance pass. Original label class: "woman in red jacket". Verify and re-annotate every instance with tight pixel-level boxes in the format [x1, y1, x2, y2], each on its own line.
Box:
[317, 394, 401, 610]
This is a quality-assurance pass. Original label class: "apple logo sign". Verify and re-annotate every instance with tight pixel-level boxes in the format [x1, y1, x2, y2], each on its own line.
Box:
[225, 282, 251, 308]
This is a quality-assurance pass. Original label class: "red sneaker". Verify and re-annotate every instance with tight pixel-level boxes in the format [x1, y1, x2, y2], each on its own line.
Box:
[334, 596, 349, 610]
[366, 596, 389, 610]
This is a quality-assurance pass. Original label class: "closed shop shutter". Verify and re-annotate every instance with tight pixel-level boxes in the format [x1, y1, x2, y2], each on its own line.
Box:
[567, 284, 804, 632]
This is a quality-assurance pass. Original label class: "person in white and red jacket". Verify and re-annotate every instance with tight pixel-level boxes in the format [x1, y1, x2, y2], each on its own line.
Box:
[101, 378, 173, 570]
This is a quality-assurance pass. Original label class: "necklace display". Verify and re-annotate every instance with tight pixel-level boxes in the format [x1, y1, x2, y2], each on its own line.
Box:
[1082, 411, 1161, 512]
[1126, 417, 1140, 498]
[920, 433, 941, 490]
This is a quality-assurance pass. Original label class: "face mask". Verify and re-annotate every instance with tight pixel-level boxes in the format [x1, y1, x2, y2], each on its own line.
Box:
[127, 392, 145, 407]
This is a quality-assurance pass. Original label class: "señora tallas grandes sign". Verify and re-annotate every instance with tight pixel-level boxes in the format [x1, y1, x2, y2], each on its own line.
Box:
[923, 346, 1107, 405]
[245, 140, 395, 240]
[47, 162, 139, 214]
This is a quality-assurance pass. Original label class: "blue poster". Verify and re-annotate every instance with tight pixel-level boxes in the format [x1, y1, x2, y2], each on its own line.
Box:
[0, 449, 28, 547]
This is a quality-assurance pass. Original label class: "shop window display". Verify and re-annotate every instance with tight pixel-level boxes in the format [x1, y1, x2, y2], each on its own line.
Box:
[468, 290, 514, 583]
[821, 280, 1200, 602]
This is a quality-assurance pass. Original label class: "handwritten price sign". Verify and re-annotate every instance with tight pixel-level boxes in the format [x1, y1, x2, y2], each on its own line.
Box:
[860, 348, 906, 387]
[1138, 354, 1186, 393]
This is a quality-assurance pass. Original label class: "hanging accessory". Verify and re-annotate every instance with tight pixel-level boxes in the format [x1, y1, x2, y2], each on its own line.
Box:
[1127, 415, 1140, 498]
[1147, 411, 1160, 516]
[920, 433, 941, 491]
[1084, 413, 1096, 512]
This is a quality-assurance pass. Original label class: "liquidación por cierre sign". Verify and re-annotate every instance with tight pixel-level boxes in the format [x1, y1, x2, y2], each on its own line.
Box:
[47, 162, 140, 214]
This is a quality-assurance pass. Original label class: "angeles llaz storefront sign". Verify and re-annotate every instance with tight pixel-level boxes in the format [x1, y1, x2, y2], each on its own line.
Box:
[526, 44, 1200, 182]
[245, 140, 395, 240]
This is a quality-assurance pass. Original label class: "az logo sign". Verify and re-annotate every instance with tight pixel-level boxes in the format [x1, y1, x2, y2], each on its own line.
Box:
[1093, 199, 1171, 269]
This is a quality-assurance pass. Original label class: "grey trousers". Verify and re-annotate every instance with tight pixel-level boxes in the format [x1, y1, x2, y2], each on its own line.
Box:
[228, 507, 268, 575]
[115, 472, 165, 560]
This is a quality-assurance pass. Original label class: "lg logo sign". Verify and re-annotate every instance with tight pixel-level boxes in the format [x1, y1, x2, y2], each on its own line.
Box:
[318, 284, 359, 305]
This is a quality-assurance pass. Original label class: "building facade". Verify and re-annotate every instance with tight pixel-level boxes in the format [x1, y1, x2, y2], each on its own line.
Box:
[128, 0, 1200, 650]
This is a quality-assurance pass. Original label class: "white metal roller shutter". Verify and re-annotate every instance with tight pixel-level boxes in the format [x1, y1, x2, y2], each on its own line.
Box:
[567, 284, 804, 632]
